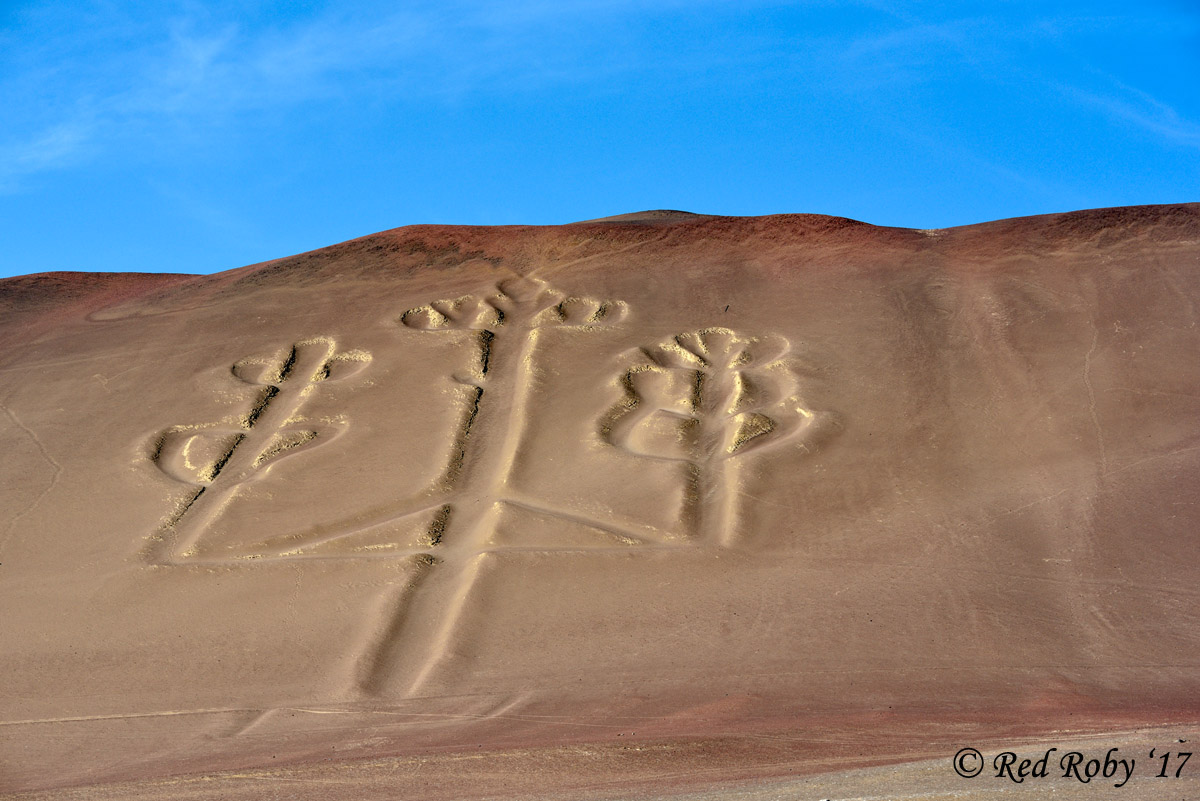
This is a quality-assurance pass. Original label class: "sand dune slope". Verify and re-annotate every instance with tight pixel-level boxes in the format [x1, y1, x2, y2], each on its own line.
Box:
[2, 204, 1199, 798]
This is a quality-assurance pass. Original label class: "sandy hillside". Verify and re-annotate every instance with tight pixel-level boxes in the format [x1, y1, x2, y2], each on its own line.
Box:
[1, 204, 1199, 799]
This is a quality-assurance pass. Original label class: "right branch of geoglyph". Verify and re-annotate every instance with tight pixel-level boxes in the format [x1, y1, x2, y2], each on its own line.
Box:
[604, 327, 816, 546]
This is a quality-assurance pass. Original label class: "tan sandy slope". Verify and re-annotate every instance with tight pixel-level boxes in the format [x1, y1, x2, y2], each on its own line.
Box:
[1, 204, 1199, 798]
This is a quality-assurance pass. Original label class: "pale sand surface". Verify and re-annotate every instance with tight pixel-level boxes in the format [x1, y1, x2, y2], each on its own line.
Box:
[2, 204, 1199, 797]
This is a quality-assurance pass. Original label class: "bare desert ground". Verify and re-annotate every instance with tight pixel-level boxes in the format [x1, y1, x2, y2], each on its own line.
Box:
[1, 204, 1199, 799]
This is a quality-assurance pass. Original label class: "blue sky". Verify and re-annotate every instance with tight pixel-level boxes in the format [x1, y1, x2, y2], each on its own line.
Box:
[1, 1, 1197, 278]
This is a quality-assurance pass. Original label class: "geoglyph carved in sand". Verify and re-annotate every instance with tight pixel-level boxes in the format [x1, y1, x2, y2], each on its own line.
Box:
[147, 277, 824, 697]
[146, 337, 372, 564]
[602, 328, 816, 547]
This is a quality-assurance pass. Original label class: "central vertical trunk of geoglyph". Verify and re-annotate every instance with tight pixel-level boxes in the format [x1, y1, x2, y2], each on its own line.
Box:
[354, 277, 613, 696]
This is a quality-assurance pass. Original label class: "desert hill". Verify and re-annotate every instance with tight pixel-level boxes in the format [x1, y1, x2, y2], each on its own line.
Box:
[2, 203, 1199, 799]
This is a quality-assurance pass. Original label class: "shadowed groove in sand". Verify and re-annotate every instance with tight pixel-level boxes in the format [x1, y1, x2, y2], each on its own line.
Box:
[350, 552, 441, 695]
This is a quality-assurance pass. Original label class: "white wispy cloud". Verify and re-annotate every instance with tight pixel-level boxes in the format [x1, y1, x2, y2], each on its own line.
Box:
[0, 3, 564, 188]
[0, 121, 93, 192]
[827, 5, 1200, 156]
[2, 0, 1197, 193]
[1, 0, 687, 189]
[1065, 82, 1200, 152]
